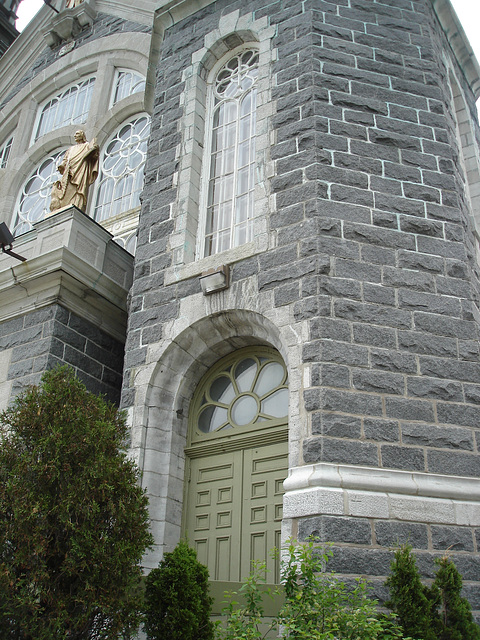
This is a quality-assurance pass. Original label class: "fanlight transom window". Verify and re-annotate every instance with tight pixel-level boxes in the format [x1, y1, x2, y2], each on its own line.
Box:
[35, 78, 95, 140]
[111, 70, 146, 106]
[203, 49, 258, 257]
[92, 115, 150, 223]
[13, 151, 65, 236]
[191, 349, 288, 436]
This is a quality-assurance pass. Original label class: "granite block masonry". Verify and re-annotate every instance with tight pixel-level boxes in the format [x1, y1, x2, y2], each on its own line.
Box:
[121, 0, 480, 615]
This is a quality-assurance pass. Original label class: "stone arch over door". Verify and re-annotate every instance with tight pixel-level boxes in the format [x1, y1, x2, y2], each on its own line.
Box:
[137, 309, 291, 570]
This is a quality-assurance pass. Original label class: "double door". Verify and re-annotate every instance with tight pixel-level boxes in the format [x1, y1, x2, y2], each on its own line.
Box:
[184, 441, 287, 584]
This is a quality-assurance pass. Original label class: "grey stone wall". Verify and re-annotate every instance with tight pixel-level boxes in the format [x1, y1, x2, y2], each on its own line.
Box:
[2, 304, 124, 404]
[124, 0, 480, 614]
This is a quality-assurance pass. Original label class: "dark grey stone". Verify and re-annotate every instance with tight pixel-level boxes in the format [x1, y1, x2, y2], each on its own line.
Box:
[401, 422, 473, 451]
[432, 526, 474, 552]
[364, 418, 399, 442]
[311, 412, 362, 438]
[381, 445, 425, 471]
[375, 521, 428, 549]
[299, 515, 372, 544]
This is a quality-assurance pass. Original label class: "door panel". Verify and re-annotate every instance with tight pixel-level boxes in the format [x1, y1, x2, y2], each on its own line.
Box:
[242, 443, 287, 582]
[187, 452, 242, 581]
[185, 441, 287, 584]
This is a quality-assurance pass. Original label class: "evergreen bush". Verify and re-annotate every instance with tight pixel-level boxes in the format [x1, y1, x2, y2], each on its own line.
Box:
[386, 544, 480, 640]
[143, 540, 214, 640]
[434, 554, 480, 640]
[0, 366, 153, 639]
[386, 544, 440, 640]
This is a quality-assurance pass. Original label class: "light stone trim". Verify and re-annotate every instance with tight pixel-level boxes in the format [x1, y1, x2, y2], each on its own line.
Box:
[432, 0, 480, 98]
[283, 463, 480, 526]
[130, 303, 307, 568]
[165, 10, 275, 277]
[0, 206, 133, 341]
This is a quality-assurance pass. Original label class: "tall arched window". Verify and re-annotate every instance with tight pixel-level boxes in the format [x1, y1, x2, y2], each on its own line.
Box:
[92, 115, 150, 223]
[203, 49, 258, 257]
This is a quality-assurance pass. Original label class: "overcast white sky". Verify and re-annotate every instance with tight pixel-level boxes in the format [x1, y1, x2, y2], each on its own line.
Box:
[13, 0, 480, 89]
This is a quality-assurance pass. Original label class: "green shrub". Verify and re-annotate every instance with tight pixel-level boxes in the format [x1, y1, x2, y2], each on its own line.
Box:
[386, 544, 440, 640]
[0, 366, 153, 639]
[216, 539, 409, 640]
[434, 554, 480, 640]
[143, 540, 214, 640]
[386, 544, 480, 640]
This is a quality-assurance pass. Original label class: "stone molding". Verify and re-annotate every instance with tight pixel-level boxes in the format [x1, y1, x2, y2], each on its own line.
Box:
[283, 463, 480, 526]
[44, 0, 97, 48]
[432, 0, 480, 98]
[0, 206, 133, 341]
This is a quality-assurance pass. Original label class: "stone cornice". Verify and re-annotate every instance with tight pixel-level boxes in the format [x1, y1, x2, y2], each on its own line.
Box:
[431, 0, 480, 98]
[284, 462, 480, 502]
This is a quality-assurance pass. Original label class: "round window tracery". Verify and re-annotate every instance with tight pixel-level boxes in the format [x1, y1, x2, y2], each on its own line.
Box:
[191, 349, 288, 436]
[92, 115, 150, 223]
[13, 151, 65, 236]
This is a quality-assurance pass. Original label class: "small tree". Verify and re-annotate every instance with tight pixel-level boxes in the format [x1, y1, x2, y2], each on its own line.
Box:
[386, 544, 440, 640]
[434, 554, 480, 640]
[143, 540, 214, 640]
[0, 366, 153, 639]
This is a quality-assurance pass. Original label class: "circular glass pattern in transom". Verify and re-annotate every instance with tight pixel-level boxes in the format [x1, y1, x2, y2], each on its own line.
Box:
[193, 348, 288, 436]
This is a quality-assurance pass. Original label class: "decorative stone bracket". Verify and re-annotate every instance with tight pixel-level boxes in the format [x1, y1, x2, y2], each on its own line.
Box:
[44, 0, 97, 48]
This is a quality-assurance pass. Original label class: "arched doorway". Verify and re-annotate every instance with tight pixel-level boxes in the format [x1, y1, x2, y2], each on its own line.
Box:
[183, 346, 288, 587]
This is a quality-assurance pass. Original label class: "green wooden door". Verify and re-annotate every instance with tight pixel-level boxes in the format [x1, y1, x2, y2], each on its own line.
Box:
[184, 347, 289, 587]
[185, 441, 287, 583]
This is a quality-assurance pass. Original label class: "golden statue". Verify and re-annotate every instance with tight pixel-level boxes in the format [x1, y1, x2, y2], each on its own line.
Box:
[50, 130, 99, 213]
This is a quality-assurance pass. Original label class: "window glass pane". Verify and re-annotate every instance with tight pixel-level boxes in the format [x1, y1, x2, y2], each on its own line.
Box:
[93, 115, 150, 223]
[210, 376, 235, 404]
[35, 78, 95, 140]
[261, 389, 289, 419]
[0, 136, 13, 168]
[112, 70, 146, 105]
[204, 49, 258, 256]
[13, 151, 64, 236]
[254, 362, 285, 397]
[231, 395, 258, 426]
[234, 358, 257, 393]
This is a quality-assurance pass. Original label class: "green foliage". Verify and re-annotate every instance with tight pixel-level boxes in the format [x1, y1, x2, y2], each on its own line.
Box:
[434, 554, 480, 640]
[216, 539, 410, 640]
[0, 366, 153, 640]
[386, 545, 480, 640]
[218, 561, 272, 640]
[386, 544, 440, 640]
[143, 540, 214, 640]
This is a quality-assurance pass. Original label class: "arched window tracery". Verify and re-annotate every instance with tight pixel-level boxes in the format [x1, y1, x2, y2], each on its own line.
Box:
[92, 115, 150, 223]
[202, 49, 258, 257]
[35, 78, 95, 141]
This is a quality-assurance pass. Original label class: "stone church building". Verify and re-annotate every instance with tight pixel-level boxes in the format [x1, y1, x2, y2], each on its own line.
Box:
[1, 0, 480, 613]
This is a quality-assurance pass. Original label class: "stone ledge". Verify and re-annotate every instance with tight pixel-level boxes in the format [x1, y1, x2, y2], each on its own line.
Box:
[0, 206, 133, 341]
[284, 462, 480, 501]
[283, 463, 480, 526]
